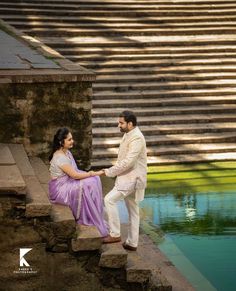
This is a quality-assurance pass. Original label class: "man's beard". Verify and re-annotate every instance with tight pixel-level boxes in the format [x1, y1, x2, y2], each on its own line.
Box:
[120, 128, 128, 133]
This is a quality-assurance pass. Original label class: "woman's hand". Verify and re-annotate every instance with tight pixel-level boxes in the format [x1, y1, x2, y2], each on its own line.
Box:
[89, 170, 104, 176]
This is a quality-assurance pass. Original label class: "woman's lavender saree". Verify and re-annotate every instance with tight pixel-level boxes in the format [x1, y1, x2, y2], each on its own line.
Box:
[49, 152, 108, 237]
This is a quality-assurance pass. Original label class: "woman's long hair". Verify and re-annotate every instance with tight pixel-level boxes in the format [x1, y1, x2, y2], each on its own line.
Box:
[49, 127, 70, 161]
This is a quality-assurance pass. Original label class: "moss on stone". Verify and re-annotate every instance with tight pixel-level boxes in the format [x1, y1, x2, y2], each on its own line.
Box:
[0, 80, 92, 169]
[147, 162, 236, 194]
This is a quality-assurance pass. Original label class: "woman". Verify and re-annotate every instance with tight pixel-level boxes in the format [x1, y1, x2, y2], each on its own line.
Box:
[48, 127, 108, 237]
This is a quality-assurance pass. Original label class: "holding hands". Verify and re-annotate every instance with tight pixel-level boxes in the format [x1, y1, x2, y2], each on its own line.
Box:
[88, 170, 105, 177]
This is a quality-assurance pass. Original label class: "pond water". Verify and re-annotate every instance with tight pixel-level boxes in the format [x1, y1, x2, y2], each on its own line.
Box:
[119, 163, 236, 291]
[140, 190, 236, 291]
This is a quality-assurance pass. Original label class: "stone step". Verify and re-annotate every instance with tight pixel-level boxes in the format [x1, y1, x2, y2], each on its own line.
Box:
[67, 52, 236, 62]
[91, 152, 236, 168]
[50, 204, 76, 233]
[95, 73, 236, 84]
[93, 114, 236, 127]
[92, 96, 236, 108]
[0, 165, 26, 194]
[95, 75, 236, 87]
[79, 58, 236, 69]
[9, 21, 236, 31]
[94, 65, 236, 75]
[0, 144, 26, 194]
[93, 79, 236, 92]
[3, 3, 236, 11]
[93, 123, 236, 137]
[5, 14, 236, 25]
[92, 143, 236, 159]
[93, 133, 236, 148]
[23, 27, 236, 37]
[99, 243, 128, 268]
[3, 0, 236, 170]
[71, 225, 102, 251]
[4, 1, 236, 10]
[8, 144, 51, 217]
[126, 252, 152, 283]
[4, 0, 236, 4]
[39, 34, 236, 48]
[29, 157, 50, 185]
[55, 46, 236, 55]
[93, 88, 236, 100]
[0, 143, 15, 165]
[92, 104, 236, 117]
[2, 7, 236, 17]
[148, 269, 172, 291]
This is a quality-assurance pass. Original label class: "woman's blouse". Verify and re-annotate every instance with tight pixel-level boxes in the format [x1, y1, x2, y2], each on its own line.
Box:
[49, 152, 71, 178]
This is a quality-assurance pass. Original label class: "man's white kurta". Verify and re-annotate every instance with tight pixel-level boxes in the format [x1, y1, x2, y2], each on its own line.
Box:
[104, 126, 147, 201]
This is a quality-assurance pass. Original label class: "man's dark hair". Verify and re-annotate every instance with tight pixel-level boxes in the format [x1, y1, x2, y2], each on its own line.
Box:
[119, 110, 137, 126]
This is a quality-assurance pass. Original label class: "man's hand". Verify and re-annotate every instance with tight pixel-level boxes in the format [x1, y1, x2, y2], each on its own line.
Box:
[90, 170, 105, 176]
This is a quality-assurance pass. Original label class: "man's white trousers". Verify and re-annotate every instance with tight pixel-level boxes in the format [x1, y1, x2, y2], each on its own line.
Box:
[104, 187, 140, 247]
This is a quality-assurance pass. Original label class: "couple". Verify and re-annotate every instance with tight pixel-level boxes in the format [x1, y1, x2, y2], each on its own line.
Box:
[48, 111, 147, 251]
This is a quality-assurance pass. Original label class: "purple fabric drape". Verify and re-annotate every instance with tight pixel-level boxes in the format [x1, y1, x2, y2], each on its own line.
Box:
[48, 152, 108, 237]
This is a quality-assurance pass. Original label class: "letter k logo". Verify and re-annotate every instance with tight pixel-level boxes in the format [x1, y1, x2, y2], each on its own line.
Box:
[20, 248, 32, 267]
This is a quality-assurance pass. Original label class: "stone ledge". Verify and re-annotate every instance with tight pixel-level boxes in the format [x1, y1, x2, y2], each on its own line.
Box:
[29, 157, 50, 184]
[0, 165, 26, 194]
[0, 143, 15, 165]
[71, 225, 102, 252]
[126, 252, 152, 283]
[24, 175, 51, 217]
[0, 19, 96, 83]
[149, 269, 172, 291]
[99, 243, 128, 268]
[8, 144, 35, 176]
[8, 144, 51, 217]
[51, 204, 76, 239]
[50, 203, 75, 224]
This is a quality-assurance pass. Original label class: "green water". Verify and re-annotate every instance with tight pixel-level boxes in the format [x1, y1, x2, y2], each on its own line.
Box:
[141, 162, 236, 291]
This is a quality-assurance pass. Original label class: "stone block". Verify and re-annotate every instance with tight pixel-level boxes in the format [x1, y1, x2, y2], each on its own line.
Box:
[0, 144, 15, 165]
[99, 243, 128, 268]
[51, 204, 76, 238]
[0, 165, 26, 194]
[50, 203, 74, 223]
[71, 225, 102, 252]
[29, 157, 50, 184]
[8, 144, 35, 176]
[126, 253, 152, 283]
[149, 270, 172, 291]
[24, 175, 51, 217]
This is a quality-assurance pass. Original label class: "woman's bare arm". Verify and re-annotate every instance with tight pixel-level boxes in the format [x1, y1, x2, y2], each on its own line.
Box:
[60, 164, 94, 179]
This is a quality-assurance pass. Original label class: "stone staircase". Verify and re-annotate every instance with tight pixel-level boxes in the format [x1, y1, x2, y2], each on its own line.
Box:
[0, 143, 175, 290]
[1, 0, 236, 168]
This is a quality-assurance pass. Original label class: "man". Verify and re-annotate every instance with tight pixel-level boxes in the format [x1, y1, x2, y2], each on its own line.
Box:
[102, 110, 147, 251]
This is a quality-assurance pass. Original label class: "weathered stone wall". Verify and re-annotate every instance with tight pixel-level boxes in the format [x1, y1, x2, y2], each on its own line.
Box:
[0, 205, 128, 291]
[0, 81, 92, 169]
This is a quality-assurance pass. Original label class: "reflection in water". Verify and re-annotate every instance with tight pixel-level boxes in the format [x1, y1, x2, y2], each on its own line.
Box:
[140, 190, 236, 291]
[141, 191, 236, 235]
